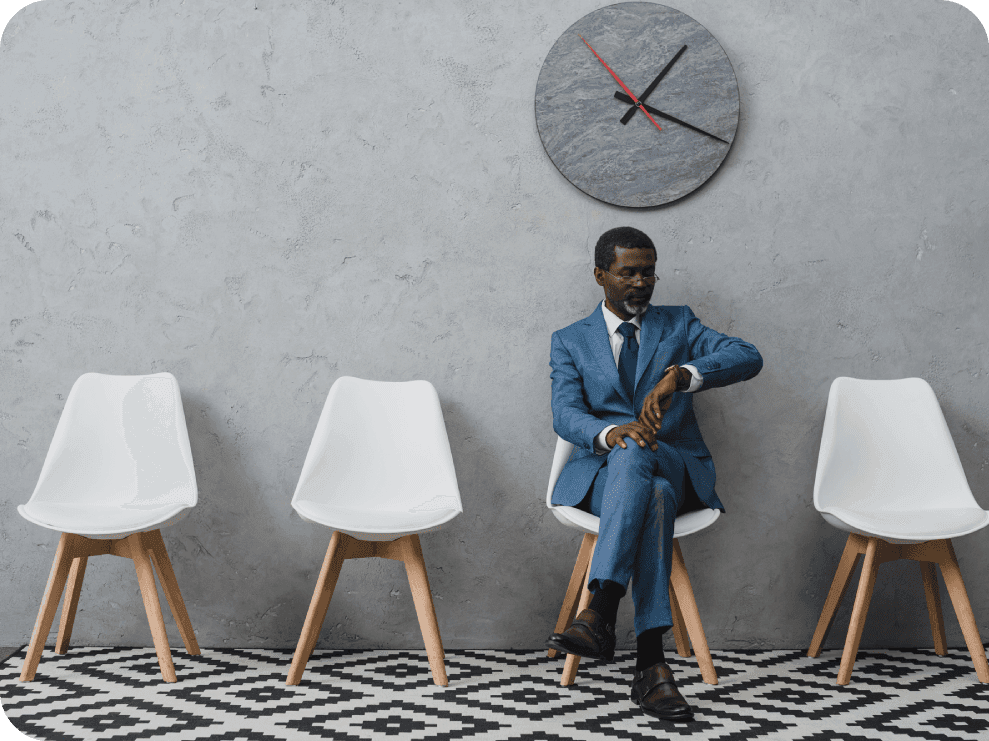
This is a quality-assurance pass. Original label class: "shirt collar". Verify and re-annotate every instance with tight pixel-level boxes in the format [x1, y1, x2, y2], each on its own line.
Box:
[600, 300, 643, 336]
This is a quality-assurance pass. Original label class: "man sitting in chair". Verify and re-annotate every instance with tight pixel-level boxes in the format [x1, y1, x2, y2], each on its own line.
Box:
[546, 226, 762, 722]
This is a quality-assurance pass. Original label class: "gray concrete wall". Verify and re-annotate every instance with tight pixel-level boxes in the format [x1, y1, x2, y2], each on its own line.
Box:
[1, 0, 987, 653]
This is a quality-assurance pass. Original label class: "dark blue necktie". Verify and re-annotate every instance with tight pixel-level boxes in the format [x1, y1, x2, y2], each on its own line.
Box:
[617, 322, 638, 399]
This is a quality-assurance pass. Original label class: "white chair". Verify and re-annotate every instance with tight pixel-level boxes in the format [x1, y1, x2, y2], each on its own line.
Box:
[808, 377, 989, 684]
[285, 376, 463, 687]
[545, 436, 720, 686]
[18, 372, 200, 683]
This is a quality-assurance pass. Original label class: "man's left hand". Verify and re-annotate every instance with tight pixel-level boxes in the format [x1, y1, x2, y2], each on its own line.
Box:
[640, 366, 687, 430]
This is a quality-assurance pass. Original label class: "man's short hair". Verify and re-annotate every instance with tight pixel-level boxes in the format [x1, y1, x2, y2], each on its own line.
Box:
[594, 227, 656, 270]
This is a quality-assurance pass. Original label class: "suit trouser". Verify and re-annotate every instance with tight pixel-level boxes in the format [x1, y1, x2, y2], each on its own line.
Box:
[579, 440, 686, 636]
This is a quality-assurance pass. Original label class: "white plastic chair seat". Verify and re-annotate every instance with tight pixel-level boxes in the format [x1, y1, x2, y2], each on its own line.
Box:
[290, 377, 463, 541]
[18, 372, 198, 540]
[814, 377, 989, 542]
[293, 502, 461, 541]
[821, 506, 989, 544]
[18, 502, 191, 539]
[550, 503, 720, 538]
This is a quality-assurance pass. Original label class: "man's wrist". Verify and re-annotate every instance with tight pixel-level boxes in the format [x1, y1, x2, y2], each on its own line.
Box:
[595, 425, 617, 454]
[665, 365, 692, 392]
[677, 367, 692, 391]
[666, 364, 702, 392]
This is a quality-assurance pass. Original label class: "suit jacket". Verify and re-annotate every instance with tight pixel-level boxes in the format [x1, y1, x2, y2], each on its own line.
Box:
[550, 303, 763, 511]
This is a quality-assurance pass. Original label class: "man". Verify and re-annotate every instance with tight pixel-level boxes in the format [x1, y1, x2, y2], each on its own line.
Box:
[545, 226, 762, 722]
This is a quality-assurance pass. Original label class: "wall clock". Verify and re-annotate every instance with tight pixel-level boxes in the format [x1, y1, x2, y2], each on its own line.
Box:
[534, 2, 739, 208]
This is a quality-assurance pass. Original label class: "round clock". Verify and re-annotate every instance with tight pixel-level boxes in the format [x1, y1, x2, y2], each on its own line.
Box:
[535, 2, 739, 208]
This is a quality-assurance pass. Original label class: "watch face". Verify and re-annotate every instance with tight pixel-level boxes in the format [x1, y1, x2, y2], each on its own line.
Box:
[535, 2, 739, 208]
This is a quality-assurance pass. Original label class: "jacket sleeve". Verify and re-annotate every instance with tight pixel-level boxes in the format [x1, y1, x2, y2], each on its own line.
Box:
[683, 306, 763, 392]
[550, 331, 610, 452]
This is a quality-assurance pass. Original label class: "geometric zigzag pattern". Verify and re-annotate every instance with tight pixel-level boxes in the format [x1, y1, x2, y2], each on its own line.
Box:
[3, 646, 989, 741]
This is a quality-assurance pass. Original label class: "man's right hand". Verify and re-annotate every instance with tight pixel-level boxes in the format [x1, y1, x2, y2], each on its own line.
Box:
[605, 421, 659, 451]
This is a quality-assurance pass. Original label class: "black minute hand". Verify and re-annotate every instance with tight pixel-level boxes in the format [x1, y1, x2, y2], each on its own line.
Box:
[614, 91, 729, 144]
[621, 44, 687, 125]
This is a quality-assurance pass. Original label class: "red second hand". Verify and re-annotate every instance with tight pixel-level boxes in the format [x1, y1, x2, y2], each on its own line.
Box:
[579, 35, 663, 133]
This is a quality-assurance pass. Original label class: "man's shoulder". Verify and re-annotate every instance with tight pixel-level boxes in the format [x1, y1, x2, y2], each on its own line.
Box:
[552, 306, 600, 341]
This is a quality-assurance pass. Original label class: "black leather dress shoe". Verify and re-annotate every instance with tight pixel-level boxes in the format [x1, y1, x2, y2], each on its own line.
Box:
[545, 608, 616, 662]
[630, 662, 693, 722]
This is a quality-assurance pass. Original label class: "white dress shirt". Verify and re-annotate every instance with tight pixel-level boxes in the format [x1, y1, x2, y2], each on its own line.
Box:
[595, 301, 703, 453]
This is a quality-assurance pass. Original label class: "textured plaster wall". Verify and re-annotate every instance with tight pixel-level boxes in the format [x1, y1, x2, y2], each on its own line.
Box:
[1, 0, 987, 652]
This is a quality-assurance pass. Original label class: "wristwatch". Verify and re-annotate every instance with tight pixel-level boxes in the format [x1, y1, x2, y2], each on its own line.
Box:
[666, 365, 692, 392]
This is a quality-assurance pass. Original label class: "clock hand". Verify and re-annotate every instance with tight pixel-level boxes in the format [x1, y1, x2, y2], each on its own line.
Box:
[578, 34, 663, 133]
[614, 91, 730, 144]
[621, 45, 687, 125]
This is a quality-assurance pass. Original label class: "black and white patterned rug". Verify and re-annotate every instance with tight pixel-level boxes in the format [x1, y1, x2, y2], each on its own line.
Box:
[2, 646, 988, 740]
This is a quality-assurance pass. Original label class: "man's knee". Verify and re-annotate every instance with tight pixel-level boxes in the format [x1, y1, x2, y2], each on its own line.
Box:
[607, 442, 655, 472]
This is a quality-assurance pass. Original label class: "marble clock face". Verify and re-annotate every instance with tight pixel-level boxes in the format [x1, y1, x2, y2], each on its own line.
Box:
[535, 2, 739, 208]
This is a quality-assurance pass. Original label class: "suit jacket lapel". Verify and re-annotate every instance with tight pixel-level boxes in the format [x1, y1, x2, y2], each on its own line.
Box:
[582, 305, 631, 405]
[635, 306, 670, 390]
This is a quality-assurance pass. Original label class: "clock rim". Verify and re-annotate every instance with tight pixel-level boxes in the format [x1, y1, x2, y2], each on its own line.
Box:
[534, 1, 740, 209]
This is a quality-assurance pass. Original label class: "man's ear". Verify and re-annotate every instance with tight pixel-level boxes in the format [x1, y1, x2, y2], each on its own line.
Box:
[593, 267, 606, 287]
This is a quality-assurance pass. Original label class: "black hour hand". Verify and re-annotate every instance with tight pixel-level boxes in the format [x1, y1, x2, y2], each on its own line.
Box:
[614, 92, 729, 145]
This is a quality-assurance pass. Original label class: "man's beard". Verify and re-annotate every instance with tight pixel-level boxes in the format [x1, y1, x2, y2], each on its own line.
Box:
[621, 298, 649, 316]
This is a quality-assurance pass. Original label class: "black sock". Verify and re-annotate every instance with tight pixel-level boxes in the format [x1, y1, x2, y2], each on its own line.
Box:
[587, 580, 624, 627]
[636, 627, 670, 672]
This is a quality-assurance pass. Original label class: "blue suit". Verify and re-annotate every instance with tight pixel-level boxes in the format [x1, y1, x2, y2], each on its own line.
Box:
[550, 303, 762, 633]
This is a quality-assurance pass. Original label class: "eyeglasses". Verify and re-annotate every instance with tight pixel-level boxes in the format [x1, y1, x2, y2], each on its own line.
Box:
[602, 270, 658, 285]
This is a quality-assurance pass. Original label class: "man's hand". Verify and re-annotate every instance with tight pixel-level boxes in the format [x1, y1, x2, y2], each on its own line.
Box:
[606, 421, 659, 451]
[640, 366, 688, 430]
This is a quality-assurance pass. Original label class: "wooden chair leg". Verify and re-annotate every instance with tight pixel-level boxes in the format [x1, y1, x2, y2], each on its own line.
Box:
[125, 533, 177, 683]
[21, 534, 78, 681]
[145, 530, 200, 655]
[399, 534, 448, 687]
[549, 533, 596, 659]
[561, 539, 596, 687]
[837, 537, 880, 685]
[808, 534, 862, 657]
[669, 540, 717, 685]
[938, 540, 989, 682]
[286, 531, 348, 685]
[669, 580, 691, 658]
[919, 561, 947, 656]
[55, 556, 88, 655]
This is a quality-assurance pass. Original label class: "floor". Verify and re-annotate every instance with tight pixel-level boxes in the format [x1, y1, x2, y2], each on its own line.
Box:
[1, 645, 988, 740]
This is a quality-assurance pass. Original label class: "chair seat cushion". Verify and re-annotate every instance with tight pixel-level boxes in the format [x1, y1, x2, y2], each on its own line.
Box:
[822, 506, 989, 542]
[293, 501, 461, 537]
[17, 502, 191, 538]
[550, 505, 720, 538]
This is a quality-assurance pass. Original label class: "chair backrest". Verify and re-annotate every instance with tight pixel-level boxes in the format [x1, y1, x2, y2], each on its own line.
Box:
[814, 377, 975, 513]
[29, 373, 197, 508]
[291, 376, 463, 514]
[546, 436, 575, 509]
